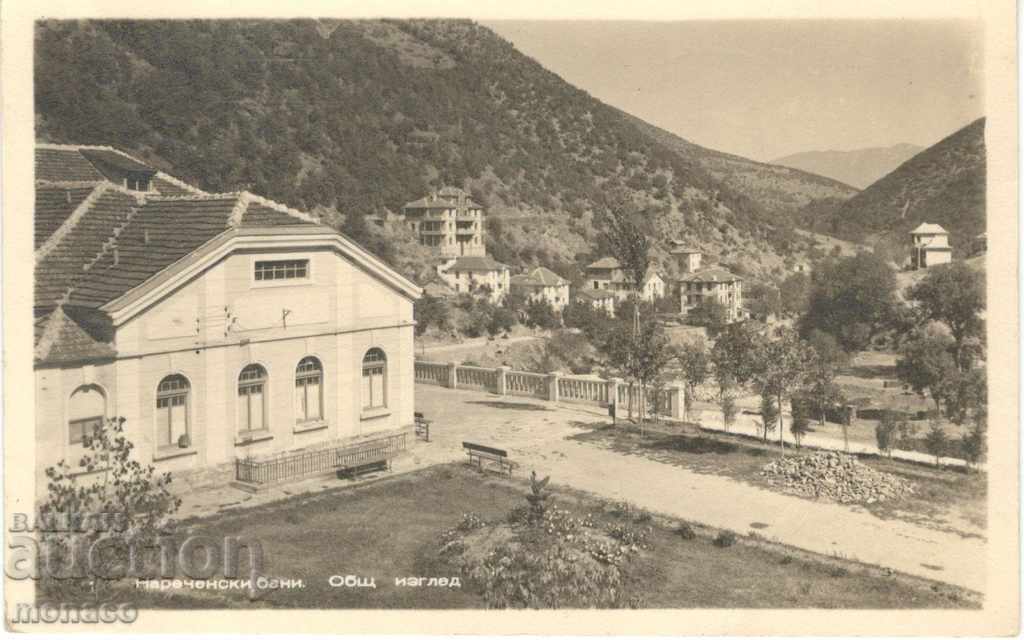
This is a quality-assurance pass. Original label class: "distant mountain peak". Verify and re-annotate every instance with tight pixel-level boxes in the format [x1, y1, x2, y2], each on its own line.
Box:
[771, 143, 924, 189]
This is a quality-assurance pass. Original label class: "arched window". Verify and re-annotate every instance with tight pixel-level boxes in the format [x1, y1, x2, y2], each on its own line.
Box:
[238, 364, 268, 433]
[69, 385, 106, 446]
[295, 357, 323, 423]
[361, 349, 387, 410]
[156, 374, 190, 448]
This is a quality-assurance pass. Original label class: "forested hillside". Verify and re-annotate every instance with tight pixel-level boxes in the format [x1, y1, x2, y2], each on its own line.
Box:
[802, 119, 985, 253]
[36, 19, 844, 282]
[622, 111, 859, 220]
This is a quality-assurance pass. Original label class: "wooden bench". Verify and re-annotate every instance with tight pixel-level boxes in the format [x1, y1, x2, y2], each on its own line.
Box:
[337, 459, 389, 480]
[462, 441, 517, 476]
[414, 411, 432, 442]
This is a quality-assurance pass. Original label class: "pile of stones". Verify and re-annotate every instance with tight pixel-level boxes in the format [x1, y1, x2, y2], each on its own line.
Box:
[760, 451, 915, 504]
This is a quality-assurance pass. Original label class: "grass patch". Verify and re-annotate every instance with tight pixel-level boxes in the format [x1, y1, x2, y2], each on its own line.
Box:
[84, 463, 977, 609]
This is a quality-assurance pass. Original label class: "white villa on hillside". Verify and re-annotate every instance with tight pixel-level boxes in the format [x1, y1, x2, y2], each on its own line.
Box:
[585, 257, 664, 304]
[680, 267, 744, 323]
[510, 266, 571, 312]
[436, 255, 510, 304]
[910, 222, 952, 269]
[33, 144, 421, 498]
[575, 288, 617, 316]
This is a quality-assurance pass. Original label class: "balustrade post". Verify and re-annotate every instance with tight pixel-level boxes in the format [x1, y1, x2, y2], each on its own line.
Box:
[496, 366, 511, 396]
[668, 382, 686, 420]
[607, 377, 622, 422]
[447, 361, 459, 389]
[548, 371, 561, 403]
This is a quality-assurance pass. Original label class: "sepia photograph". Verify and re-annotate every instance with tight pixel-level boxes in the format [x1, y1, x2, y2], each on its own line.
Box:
[2, 0, 1018, 635]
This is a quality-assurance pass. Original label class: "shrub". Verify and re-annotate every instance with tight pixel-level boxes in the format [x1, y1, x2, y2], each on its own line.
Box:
[605, 523, 652, 549]
[924, 421, 949, 466]
[525, 471, 552, 525]
[675, 524, 696, 540]
[713, 530, 737, 548]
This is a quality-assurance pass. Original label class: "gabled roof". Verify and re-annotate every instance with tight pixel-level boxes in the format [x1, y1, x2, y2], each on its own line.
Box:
[442, 255, 509, 272]
[35, 185, 99, 249]
[36, 147, 107, 182]
[680, 267, 742, 283]
[513, 266, 569, 288]
[79, 147, 156, 174]
[911, 222, 948, 235]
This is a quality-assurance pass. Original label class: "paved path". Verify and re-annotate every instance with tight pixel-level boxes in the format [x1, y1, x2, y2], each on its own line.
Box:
[416, 334, 544, 355]
[411, 384, 986, 593]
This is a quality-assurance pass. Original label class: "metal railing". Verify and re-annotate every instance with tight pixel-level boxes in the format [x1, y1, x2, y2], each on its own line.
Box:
[235, 432, 406, 486]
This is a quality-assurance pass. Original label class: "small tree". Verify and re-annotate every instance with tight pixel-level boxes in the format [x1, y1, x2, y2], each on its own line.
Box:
[688, 297, 729, 335]
[790, 405, 811, 448]
[677, 339, 710, 421]
[896, 334, 958, 413]
[525, 471, 552, 525]
[750, 328, 814, 454]
[961, 410, 987, 472]
[923, 420, 948, 467]
[524, 298, 559, 330]
[414, 294, 450, 337]
[758, 391, 779, 443]
[40, 417, 181, 596]
[875, 411, 898, 458]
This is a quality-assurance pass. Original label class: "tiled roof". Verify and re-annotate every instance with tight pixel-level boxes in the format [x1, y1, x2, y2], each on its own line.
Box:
[34, 306, 116, 366]
[680, 267, 742, 283]
[32, 143, 341, 362]
[911, 222, 948, 235]
[36, 187, 143, 309]
[35, 185, 99, 249]
[577, 288, 616, 301]
[36, 147, 106, 182]
[443, 255, 509, 272]
[670, 246, 701, 254]
[79, 147, 156, 174]
[513, 266, 569, 288]
[403, 186, 483, 211]
[586, 257, 621, 270]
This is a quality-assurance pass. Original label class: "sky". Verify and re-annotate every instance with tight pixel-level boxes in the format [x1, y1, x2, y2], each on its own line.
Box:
[485, 20, 983, 162]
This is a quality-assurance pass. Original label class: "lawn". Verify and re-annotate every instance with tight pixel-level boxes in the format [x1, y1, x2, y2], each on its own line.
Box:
[93, 463, 975, 609]
[568, 422, 986, 538]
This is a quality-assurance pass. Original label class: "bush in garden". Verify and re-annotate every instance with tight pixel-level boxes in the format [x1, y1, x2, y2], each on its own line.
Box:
[675, 523, 696, 540]
[875, 411, 898, 457]
[525, 471, 552, 525]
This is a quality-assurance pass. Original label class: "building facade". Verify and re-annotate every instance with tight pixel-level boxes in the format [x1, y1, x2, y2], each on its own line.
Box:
[34, 145, 421, 498]
[679, 267, 744, 323]
[585, 257, 663, 303]
[401, 187, 485, 257]
[436, 255, 510, 304]
[669, 245, 703, 274]
[910, 222, 953, 269]
[510, 267, 571, 312]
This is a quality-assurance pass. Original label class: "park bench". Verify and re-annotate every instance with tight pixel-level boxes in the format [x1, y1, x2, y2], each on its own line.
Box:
[462, 441, 518, 476]
[414, 411, 432, 442]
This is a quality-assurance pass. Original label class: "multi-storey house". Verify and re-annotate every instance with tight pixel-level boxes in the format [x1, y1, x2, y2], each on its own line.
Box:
[679, 267, 744, 323]
[401, 187, 485, 257]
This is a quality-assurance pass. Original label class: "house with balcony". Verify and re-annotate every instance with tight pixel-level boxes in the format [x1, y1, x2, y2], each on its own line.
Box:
[669, 244, 703, 274]
[910, 222, 953, 269]
[510, 266, 571, 312]
[679, 267, 744, 323]
[33, 144, 421, 498]
[435, 255, 510, 304]
[401, 187, 485, 257]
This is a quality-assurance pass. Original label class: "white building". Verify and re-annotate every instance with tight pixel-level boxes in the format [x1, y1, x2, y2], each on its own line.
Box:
[436, 255, 510, 304]
[910, 222, 952, 269]
[510, 267, 571, 312]
[33, 144, 421, 497]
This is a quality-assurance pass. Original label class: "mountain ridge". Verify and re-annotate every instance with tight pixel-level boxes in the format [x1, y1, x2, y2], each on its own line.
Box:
[772, 143, 924, 189]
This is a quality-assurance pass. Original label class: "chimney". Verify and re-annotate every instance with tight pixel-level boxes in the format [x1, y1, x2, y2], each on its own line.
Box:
[112, 241, 119, 266]
[65, 190, 71, 204]
[144, 229, 150, 245]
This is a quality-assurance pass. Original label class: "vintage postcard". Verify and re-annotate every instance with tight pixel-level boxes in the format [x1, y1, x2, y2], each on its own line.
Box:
[2, 0, 1018, 635]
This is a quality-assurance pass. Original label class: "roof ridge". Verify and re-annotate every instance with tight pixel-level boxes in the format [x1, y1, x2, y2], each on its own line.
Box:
[62, 197, 147, 304]
[227, 194, 250, 227]
[34, 307, 66, 361]
[35, 183, 108, 263]
[36, 179, 107, 188]
[239, 191, 320, 225]
[154, 170, 206, 195]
